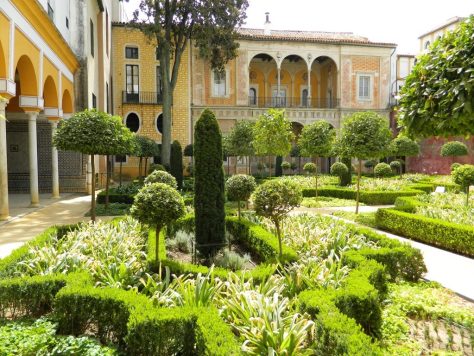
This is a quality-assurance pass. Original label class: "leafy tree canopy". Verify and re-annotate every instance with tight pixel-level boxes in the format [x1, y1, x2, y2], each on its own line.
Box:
[440, 141, 469, 157]
[144, 170, 178, 189]
[398, 16, 474, 137]
[374, 162, 392, 178]
[298, 121, 335, 158]
[337, 111, 392, 160]
[53, 110, 134, 155]
[303, 162, 316, 174]
[226, 174, 256, 202]
[252, 109, 294, 157]
[330, 162, 348, 176]
[133, 135, 160, 158]
[389, 136, 420, 157]
[226, 120, 255, 157]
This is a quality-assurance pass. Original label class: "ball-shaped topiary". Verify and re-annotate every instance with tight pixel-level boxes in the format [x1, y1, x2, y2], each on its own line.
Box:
[441, 141, 468, 157]
[281, 161, 291, 170]
[303, 162, 317, 174]
[452, 164, 474, 205]
[451, 162, 462, 172]
[330, 162, 349, 186]
[364, 160, 377, 169]
[131, 183, 185, 262]
[144, 170, 178, 189]
[253, 180, 302, 258]
[374, 162, 392, 178]
[226, 174, 257, 219]
[389, 160, 401, 171]
[148, 163, 167, 174]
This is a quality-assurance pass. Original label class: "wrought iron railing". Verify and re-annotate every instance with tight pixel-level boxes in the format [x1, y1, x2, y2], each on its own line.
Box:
[248, 97, 340, 109]
[122, 91, 163, 105]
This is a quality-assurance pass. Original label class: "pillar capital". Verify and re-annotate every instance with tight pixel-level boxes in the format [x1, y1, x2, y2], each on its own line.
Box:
[25, 111, 39, 121]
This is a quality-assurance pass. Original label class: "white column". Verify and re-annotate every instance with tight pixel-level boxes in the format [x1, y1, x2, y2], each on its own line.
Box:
[50, 120, 60, 199]
[27, 111, 40, 207]
[0, 99, 9, 220]
[277, 65, 281, 107]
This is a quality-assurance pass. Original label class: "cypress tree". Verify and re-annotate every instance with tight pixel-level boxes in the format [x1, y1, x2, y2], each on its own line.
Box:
[194, 109, 225, 257]
[170, 140, 184, 190]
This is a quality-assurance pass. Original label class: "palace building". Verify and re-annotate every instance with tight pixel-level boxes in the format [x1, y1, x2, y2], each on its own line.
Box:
[0, 0, 397, 219]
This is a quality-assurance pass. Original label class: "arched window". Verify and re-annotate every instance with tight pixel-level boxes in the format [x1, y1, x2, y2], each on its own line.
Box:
[125, 113, 140, 132]
[302, 89, 308, 107]
[249, 88, 257, 106]
[156, 113, 163, 134]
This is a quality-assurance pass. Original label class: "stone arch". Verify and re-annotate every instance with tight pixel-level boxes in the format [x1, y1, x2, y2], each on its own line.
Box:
[15, 55, 38, 96]
[311, 56, 338, 108]
[43, 76, 58, 107]
[62, 89, 73, 114]
[248, 53, 277, 68]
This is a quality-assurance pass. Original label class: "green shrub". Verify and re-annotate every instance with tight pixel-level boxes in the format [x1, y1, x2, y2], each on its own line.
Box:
[170, 140, 184, 190]
[451, 162, 461, 172]
[114, 182, 142, 195]
[440, 141, 468, 157]
[364, 160, 377, 169]
[452, 164, 474, 205]
[194, 109, 226, 258]
[144, 170, 178, 189]
[303, 162, 316, 174]
[97, 190, 135, 204]
[330, 161, 349, 177]
[374, 163, 392, 178]
[148, 163, 167, 174]
[376, 208, 474, 257]
[226, 174, 256, 219]
[389, 160, 401, 172]
[213, 250, 251, 271]
[281, 161, 291, 171]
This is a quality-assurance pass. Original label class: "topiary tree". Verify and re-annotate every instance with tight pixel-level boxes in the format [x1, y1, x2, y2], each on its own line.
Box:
[144, 170, 178, 189]
[452, 164, 474, 206]
[183, 144, 193, 157]
[339, 157, 353, 186]
[133, 135, 160, 180]
[290, 145, 302, 174]
[389, 136, 420, 170]
[440, 141, 469, 165]
[253, 109, 294, 177]
[374, 162, 392, 178]
[148, 163, 167, 174]
[281, 161, 291, 175]
[253, 180, 302, 258]
[398, 16, 474, 138]
[337, 112, 392, 213]
[298, 121, 336, 197]
[170, 140, 184, 190]
[226, 174, 257, 219]
[390, 160, 402, 176]
[226, 120, 255, 175]
[53, 110, 133, 221]
[330, 162, 349, 186]
[131, 183, 185, 262]
[364, 159, 377, 177]
[194, 109, 226, 258]
[303, 162, 316, 175]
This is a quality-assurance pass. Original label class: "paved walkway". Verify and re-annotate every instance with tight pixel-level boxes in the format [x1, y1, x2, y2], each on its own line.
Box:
[294, 206, 474, 301]
[0, 194, 93, 259]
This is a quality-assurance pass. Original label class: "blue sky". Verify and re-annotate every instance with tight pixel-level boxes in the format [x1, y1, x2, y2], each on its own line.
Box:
[123, 0, 473, 54]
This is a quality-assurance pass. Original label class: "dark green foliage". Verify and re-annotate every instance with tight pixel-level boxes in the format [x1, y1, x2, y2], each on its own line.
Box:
[86, 203, 130, 217]
[133, 135, 160, 159]
[374, 163, 392, 178]
[183, 144, 193, 157]
[398, 16, 474, 137]
[275, 156, 283, 176]
[144, 170, 178, 189]
[225, 120, 255, 158]
[389, 136, 420, 157]
[170, 140, 184, 190]
[330, 162, 349, 185]
[340, 157, 353, 186]
[194, 109, 226, 257]
[303, 162, 317, 174]
[281, 161, 291, 171]
[389, 160, 401, 171]
[149, 163, 167, 174]
[441, 141, 469, 157]
[97, 190, 135, 204]
[376, 208, 474, 257]
[364, 160, 377, 169]
[451, 162, 462, 172]
[452, 164, 474, 205]
[226, 174, 256, 218]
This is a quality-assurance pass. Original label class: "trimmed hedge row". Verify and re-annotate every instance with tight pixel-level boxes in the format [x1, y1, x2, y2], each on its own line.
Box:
[376, 208, 474, 257]
[97, 191, 135, 204]
[302, 186, 423, 205]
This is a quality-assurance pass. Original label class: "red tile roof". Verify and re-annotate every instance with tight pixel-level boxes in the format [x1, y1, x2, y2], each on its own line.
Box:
[237, 28, 396, 47]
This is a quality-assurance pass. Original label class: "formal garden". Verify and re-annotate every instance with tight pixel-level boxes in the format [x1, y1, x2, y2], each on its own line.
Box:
[2, 13, 474, 356]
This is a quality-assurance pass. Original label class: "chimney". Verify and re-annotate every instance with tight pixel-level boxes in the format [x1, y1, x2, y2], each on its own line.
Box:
[264, 12, 271, 35]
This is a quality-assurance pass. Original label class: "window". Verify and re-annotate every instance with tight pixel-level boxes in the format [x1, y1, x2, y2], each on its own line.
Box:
[125, 64, 139, 102]
[47, 0, 54, 21]
[92, 93, 97, 109]
[156, 114, 163, 134]
[301, 89, 308, 107]
[115, 155, 127, 163]
[249, 88, 257, 106]
[212, 70, 227, 97]
[125, 46, 139, 59]
[358, 75, 371, 100]
[90, 19, 94, 57]
[105, 11, 109, 56]
[125, 113, 140, 133]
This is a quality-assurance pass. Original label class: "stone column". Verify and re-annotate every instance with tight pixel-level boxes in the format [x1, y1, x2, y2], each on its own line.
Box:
[277, 65, 281, 107]
[27, 111, 39, 207]
[0, 99, 9, 220]
[307, 67, 312, 108]
[50, 120, 60, 199]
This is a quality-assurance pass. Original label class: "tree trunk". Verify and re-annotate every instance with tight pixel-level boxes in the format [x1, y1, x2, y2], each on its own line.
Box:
[155, 225, 161, 263]
[275, 219, 282, 259]
[315, 157, 319, 198]
[105, 155, 110, 210]
[161, 52, 173, 167]
[234, 156, 237, 175]
[356, 159, 362, 214]
[119, 161, 123, 186]
[144, 157, 148, 177]
[91, 154, 96, 222]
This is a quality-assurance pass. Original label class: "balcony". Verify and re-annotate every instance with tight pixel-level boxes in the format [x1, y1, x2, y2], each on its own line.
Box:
[122, 91, 163, 105]
[248, 97, 340, 109]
